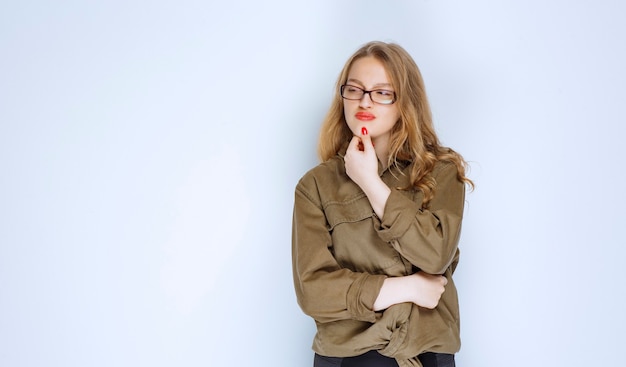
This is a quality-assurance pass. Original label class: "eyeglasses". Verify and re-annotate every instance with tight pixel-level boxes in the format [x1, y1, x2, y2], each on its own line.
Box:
[340, 84, 396, 105]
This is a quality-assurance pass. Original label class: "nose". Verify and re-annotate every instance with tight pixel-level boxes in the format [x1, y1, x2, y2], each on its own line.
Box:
[359, 91, 373, 108]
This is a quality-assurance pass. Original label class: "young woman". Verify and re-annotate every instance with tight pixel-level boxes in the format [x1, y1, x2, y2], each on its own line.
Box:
[292, 41, 473, 367]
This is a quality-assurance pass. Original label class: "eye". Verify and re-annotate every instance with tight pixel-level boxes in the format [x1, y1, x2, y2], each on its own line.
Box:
[374, 90, 394, 97]
[346, 85, 361, 92]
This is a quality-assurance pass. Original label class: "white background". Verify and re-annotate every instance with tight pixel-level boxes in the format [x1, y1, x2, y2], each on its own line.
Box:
[1, 1, 625, 366]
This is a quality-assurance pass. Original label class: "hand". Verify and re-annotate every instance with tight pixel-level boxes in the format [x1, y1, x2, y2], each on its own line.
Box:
[344, 127, 391, 218]
[373, 271, 448, 311]
[408, 272, 448, 309]
[344, 128, 378, 190]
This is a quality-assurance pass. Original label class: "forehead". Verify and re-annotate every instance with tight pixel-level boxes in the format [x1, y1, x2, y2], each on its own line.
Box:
[346, 56, 392, 87]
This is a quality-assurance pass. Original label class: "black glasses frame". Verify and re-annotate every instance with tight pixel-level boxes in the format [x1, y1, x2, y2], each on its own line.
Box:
[340, 84, 396, 105]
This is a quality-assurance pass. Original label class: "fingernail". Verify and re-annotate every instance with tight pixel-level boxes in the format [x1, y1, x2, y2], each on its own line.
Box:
[361, 127, 368, 135]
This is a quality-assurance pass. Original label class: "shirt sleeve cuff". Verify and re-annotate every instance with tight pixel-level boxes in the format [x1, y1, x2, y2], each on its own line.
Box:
[375, 189, 421, 243]
[346, 273, 387, 322]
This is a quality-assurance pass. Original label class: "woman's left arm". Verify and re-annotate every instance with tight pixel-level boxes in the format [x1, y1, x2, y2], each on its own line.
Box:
[374, 162, 466, 275]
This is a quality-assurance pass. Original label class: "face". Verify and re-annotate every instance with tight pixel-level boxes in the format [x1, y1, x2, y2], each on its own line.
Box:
[343, 56, 400, 145]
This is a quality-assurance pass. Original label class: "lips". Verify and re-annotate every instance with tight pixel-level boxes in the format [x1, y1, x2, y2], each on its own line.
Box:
[355, 112, 375, 121]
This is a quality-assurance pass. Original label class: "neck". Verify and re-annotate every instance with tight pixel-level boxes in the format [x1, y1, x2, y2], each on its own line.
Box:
[372, 135, 391, 169]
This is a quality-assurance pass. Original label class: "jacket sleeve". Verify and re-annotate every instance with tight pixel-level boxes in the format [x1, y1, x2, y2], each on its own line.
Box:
[292, 179, 387, 324]
[374, 162, 465, 275]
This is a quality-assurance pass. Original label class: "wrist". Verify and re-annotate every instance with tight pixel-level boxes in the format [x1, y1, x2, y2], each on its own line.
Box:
[362, 178, 390, 218]
[373, 276, 413, 311]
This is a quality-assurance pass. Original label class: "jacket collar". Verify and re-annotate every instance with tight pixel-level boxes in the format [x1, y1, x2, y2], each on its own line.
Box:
[337, 142, 411, 177]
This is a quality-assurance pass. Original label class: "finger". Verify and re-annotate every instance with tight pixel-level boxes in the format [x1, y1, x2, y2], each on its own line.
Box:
[347, 135, 362, 152]
[360, 126, 375, 152]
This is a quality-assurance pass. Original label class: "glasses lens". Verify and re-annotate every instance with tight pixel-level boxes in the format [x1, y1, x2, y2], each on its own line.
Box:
[370, 90, 395, 104]
[341, 85, 364, 100]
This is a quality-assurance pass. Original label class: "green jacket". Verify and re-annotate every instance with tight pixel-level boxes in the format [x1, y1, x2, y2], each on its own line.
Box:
[292, 149, 466, 367]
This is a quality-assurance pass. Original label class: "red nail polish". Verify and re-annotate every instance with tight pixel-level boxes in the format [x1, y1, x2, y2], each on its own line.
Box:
[361, 127, 368, 135]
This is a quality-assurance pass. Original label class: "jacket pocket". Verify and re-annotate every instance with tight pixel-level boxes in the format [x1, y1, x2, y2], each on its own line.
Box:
[325, 194, 373, 231]
[324, 195, 404, 275]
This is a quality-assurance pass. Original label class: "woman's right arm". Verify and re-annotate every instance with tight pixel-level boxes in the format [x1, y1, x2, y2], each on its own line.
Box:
[373, 272, 447, 311]
[292, 185, 386, 323]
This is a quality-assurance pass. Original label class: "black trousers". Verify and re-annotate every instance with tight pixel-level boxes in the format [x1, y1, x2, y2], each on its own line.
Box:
[314, 350, 455, 367]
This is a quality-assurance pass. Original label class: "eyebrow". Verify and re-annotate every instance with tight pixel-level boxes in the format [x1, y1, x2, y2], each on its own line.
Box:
[346, 78, 393, 89]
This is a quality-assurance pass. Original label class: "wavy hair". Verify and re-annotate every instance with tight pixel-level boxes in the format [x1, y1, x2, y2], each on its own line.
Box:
[318, 41, 473, 207]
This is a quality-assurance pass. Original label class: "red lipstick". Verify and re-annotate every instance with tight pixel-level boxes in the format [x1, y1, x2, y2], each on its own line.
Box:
[355, 112, 375, 121]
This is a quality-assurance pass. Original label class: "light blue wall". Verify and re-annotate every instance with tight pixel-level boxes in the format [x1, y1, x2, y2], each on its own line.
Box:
[1, 1, 625, 366]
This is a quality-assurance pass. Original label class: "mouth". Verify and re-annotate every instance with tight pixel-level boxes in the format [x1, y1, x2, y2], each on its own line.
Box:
[355, 112, 375, 121]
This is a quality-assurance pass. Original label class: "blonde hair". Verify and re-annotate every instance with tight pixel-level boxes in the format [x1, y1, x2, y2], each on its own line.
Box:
[318, 41, 473, 207]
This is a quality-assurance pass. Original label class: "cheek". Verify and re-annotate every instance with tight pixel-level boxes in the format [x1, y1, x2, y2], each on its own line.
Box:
[387, 110, 401, 127]
[389, 106, 400, 121]
[343, 101, 354, 114]
[343, 103, 357, 123]
[342, 103, 348, 119]
[383, 109, 400, 123]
